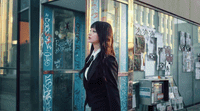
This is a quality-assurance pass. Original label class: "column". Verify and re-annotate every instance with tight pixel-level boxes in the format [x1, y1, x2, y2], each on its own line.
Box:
[119, 3, 128, 111]
[144, 7, 149, 27]
[1, 0, 8, 69]
[149, 9, 155, 28]
[8, 0, 13, 63]
[134, 4, 138, 24]
[139, 6, 144, 25]
[42, 6, 53, 111]
[158, 13, 164, 33]
[168, 16, 173, 48]
[164, 14, 168, 46]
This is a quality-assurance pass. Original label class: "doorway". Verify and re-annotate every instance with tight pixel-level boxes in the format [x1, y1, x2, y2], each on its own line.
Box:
[41, 0, 86, 110]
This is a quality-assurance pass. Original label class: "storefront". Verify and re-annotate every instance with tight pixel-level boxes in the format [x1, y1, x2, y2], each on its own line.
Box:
[1, 0, 200, 111]
[131, 2, 200, 110]
[40, 0, 132, 111]
[0, 0, 18, 110]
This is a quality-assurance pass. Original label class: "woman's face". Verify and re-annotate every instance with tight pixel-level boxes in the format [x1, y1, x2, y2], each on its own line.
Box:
[88, 28, 99, 44]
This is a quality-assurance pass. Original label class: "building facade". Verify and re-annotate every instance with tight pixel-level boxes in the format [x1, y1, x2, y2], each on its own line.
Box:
[0, 0, 200, 111]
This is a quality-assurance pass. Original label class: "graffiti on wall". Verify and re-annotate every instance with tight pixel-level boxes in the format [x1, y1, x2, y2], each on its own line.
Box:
[43, 6, 53, 111]
[43, 7, 53, 70]
[43, 74, 53, 111]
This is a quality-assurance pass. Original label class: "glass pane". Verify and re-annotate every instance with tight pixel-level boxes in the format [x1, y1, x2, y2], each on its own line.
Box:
[0, 0, 17, 110]
[175, 19, 193, 106]
[101, 0, 120, 62]
[19, 11, 30, 70]
[0, 0, 16, 72]
[193, 25, 200, 104]
[148, 12, 150, 25]
[19, 9, 31, 111]
[53, 73, 73, 111]
[53, 9, 74, 69]
[19, 0, 29, 11]
[136, 5, 139, 23]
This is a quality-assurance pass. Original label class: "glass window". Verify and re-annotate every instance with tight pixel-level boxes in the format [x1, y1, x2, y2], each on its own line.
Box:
[0, 0, 16, 73]
[19, 10, 30, 70]
[19, 9, 31, 111]
[19, 0, 29, 11]
[53, 73, 73, 111]
[43, 7, 85, 111]
[131, 4, 157, 76]
[0, 0, 17, 110]
[173, 18, 195, 106]
[53, 9, 74, 70]
[193, 25, 200, 103]
[132, 3, 200, 107]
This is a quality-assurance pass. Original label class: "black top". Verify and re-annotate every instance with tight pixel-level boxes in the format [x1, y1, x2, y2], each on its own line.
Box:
[83, 54, 121, 111]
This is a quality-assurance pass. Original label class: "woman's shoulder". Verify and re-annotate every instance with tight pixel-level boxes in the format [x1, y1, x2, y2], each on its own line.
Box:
[105, 55, 116, 60]
[104, 55, 118, 65]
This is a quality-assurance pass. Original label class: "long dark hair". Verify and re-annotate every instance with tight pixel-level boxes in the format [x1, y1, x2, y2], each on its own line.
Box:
[79, 21, 115, 75]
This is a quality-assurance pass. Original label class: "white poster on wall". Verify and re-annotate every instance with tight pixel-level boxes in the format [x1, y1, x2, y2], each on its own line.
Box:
[183, 51, 193, 72]
[145, 60, 155, 76]
[165, 61, 170, 76]
[155, 33, 164, 70]
[141, 53, 145, 71]
[196, 68, 200, 79]
[155, 33, 164, 48]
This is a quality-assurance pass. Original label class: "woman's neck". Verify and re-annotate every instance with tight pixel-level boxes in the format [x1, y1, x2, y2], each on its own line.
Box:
[93, 43, 100, 52]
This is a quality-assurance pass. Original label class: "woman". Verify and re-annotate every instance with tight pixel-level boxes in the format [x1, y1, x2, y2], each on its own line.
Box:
[80, 21, 121, 111]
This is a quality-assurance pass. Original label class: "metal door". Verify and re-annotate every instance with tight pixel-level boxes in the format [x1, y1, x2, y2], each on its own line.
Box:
[41, 6, 85, 111]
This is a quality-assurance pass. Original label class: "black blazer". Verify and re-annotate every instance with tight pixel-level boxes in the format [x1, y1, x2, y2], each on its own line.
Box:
[83, 54, 121, 111]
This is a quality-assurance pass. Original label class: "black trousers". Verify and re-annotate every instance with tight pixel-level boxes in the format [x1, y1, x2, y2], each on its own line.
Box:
[91, 100, 109, 111]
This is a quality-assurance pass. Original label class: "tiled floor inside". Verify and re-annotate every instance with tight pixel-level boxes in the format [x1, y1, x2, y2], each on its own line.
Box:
[186, 104, 200, 111]
[131, 103, 200, 111]
[175, 104, 200, 111]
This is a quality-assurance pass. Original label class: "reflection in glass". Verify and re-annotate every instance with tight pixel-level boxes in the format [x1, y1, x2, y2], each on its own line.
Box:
[53, 73, 73, 111]
[19, 0, 29, 11]
[0, 0, 16, 74]
[19, 9, 31, 111]
[0, 0, 17, 110]
[53, 9, 74, 69]
[101, 0, 120, 62]
[20, 21, 30, 70]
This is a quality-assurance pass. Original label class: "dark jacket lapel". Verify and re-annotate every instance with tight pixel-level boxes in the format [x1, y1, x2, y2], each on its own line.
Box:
[87, 56, 100, 82]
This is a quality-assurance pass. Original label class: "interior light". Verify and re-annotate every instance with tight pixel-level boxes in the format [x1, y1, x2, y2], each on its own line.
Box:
[12, 40, 17, 44]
